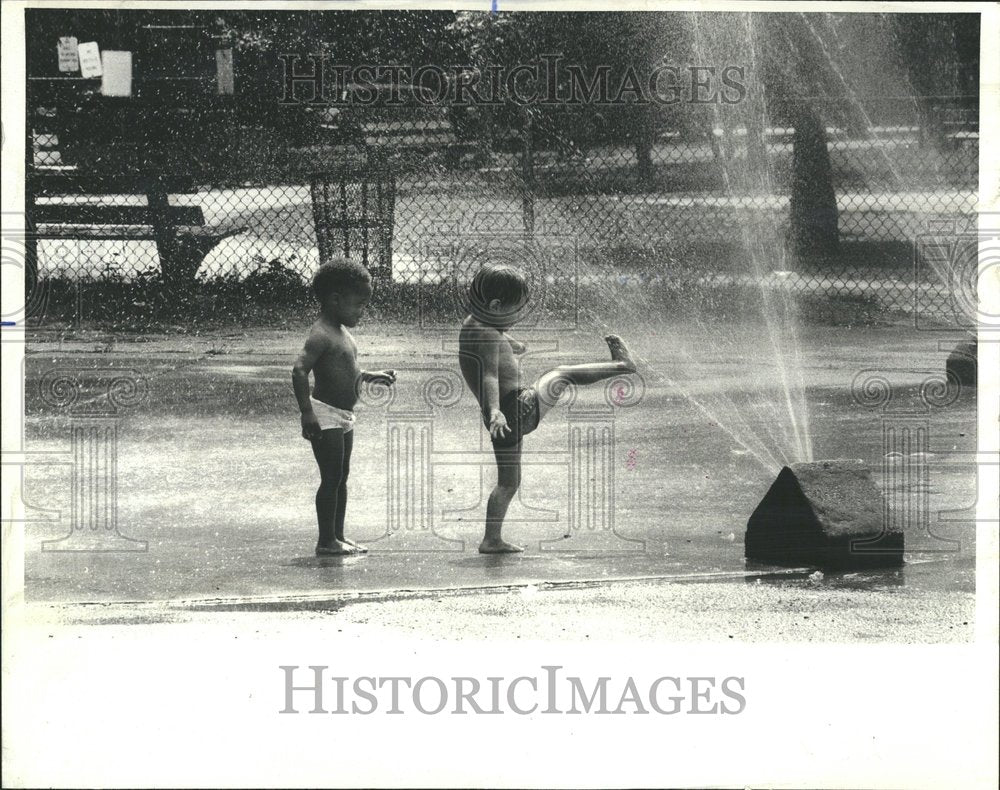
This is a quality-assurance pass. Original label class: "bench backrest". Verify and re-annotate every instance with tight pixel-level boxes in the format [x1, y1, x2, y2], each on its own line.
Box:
[31, 203, 205, 226]
[27, 171, 206, 227]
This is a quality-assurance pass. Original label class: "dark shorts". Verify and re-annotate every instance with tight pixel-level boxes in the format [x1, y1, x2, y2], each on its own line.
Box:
[492, 387, 540, 448]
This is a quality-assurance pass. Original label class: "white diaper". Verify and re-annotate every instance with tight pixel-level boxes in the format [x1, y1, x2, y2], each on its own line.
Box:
[309, 397, 356, 432]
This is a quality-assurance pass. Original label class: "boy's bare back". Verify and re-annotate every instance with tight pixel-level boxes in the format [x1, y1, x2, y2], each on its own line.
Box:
[458, 316, 521, 415]
[298, 318, 362, 410]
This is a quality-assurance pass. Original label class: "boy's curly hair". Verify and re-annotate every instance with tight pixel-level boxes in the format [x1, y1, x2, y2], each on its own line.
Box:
[312, 257, 372, 302]
[468, 264, 529, 312]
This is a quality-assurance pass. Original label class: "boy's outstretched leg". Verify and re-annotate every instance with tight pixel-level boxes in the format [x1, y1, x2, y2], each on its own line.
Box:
[534, 334, 637, 421]
[480, 442, 525, 554]
[311, 429, 355, 555]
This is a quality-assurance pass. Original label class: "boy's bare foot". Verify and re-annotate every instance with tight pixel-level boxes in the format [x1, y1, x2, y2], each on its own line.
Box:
[342, 538, 369, 553]
[604, 334, 637, 372]
[316, 539, 357, 556]
[478, 538, 525, 554]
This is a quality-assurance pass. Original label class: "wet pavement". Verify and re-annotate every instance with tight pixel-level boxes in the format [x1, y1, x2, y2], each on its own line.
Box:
[24, 534, 976, 606]
[20, 321, 978, 608]
[23, 557, 977, 643]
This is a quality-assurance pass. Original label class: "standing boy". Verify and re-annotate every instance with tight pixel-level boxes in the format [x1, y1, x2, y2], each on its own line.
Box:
[292, 258, 396, 555]
[458, 264, 637, 553]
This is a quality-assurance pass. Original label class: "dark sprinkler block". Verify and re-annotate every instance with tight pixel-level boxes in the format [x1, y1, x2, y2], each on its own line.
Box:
[745, 460, 903, 570]
[946, 339, 976, 388]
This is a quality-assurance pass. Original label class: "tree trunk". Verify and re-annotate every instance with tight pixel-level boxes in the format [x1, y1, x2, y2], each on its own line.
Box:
[746, 110, 768, 179]
[789, 103, 838, 258]
[915, 98, 948, 151]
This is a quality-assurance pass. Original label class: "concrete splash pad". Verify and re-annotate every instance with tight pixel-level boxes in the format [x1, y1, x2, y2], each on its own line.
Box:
[22, 324, 976, 607]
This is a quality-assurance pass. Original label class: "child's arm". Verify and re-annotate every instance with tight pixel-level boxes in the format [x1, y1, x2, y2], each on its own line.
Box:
[291, 331, 327, 441]
[500, 328, 527, 354]
[360, 369, 397, 385]
[479, 330, 510, 440]
[506, 336, 527, 355]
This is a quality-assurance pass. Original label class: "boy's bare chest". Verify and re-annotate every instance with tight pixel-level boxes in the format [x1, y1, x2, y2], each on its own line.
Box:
[316, 332, 359, 375]
[496, 343, 518, 377]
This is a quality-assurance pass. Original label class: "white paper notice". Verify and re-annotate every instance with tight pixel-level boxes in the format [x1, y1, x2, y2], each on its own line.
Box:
[77, 41, 102, 78]
[216, 48, 235, 95]
[100, 50, 132, 97]
[57, 36, 79, 72]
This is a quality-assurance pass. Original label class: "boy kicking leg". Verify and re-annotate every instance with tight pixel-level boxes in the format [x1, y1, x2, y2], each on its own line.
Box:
[458, 263, 637, 555]
[531, 335, 637, 424]
[480, 335, 637, 554]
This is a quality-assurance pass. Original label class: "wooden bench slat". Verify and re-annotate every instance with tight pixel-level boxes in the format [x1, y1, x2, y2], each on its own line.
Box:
[32, 204, 206, 226]
[34, 225, 158, 241]
[33, 224, 246, 242]
[28, 172, 197, 195]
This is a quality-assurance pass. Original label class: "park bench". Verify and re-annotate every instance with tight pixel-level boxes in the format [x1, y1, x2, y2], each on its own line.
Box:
[26, 169, 246, 286]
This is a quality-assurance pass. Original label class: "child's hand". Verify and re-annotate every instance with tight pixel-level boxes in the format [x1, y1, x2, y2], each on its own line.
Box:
[488, 409, 510, 440]
[365, 369, 397, 386]
[508, 338, 527, 355]
[301, 412, 322, 441]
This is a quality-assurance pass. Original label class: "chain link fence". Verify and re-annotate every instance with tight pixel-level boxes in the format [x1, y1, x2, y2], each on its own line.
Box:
[25, 95, 977, 326]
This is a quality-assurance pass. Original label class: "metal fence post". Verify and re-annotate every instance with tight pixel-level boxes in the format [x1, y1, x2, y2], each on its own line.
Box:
[520, 105, 535, 239]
